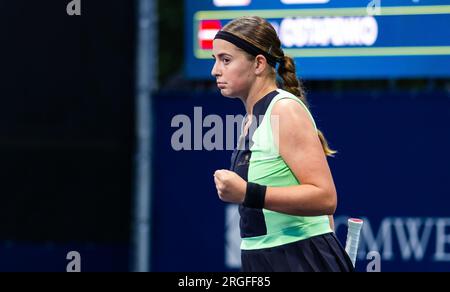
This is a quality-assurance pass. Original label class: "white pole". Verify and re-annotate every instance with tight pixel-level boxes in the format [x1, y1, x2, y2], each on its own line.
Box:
[133, 0, 157, 272]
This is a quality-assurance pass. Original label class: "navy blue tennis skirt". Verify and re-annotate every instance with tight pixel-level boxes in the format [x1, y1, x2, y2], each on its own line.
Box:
[241, 232, 354, 272]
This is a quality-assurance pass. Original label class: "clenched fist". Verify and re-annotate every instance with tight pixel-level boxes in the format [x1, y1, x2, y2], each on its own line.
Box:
[213, 169, 246, 204]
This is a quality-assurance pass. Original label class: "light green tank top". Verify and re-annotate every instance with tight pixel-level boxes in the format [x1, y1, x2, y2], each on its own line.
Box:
[241, 89, 332, 250]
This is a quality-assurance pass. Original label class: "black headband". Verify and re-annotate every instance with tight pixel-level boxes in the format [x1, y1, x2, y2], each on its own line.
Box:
[214, 30, 283, 68]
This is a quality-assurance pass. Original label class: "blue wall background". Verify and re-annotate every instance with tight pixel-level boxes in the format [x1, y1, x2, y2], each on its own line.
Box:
[152, 89, 450, 272]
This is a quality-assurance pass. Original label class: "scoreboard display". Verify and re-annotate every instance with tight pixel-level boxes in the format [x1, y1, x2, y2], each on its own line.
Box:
[184, 0, 450, 79]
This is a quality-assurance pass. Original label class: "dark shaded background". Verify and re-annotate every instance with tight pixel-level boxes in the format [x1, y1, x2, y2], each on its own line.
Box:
[0, 1, 135, 243]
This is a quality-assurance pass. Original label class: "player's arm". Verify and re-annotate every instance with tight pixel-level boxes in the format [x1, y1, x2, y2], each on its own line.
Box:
[263, 99, 337, 216]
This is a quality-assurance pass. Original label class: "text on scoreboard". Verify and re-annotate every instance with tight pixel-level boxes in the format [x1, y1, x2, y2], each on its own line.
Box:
[184, 0, 450, 79]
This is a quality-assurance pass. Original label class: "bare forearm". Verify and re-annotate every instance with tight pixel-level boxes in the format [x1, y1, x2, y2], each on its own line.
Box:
[264, 184, 336, 216]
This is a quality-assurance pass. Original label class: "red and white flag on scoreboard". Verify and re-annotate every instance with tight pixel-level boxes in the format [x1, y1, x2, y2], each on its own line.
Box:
[198, 20, 222, 50]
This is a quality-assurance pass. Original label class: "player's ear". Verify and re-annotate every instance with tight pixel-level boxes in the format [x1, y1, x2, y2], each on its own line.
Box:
[254, 55, 267, 75]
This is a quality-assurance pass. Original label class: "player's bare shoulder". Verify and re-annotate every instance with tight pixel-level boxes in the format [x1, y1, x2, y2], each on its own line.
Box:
[271, 98, 316, 137]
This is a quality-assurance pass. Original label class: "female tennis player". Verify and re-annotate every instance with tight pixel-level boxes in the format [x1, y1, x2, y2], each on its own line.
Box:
[212, 16, 353, 272]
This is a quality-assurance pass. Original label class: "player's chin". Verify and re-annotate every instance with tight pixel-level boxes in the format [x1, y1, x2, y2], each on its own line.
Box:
[220, 89, 238, 99]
